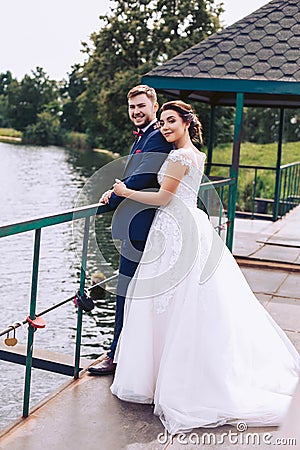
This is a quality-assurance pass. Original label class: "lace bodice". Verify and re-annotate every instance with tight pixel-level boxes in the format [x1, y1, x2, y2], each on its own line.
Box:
[157, 148, 206, 208]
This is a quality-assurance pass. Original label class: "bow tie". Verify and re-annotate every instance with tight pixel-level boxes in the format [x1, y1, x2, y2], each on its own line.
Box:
[133, 129, 144, 139]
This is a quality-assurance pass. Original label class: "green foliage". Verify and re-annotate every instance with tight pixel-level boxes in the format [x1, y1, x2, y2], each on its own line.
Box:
[0, 71, 13, 95]
[0, 71, 14, 127]
[0, 94, 10, 128]
[59, 131, 91, 150]
[209, 141, 300, 211]
[60, 64, 86, 132]
[22, 111, 60, 146]
[1, 1, 300, 154]
[243, 107, 300, 144]
[7, 67, 59, 131]
[78, 0, 223, 153]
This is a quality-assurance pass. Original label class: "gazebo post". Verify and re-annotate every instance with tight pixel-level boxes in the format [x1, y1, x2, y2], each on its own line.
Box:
[273, 107, 285, 221]
[226, 93, 244, 251]
[205, 104, 216, 176]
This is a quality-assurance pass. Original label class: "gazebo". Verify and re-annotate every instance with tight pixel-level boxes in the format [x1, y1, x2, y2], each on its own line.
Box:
[142, 0, 300, 249]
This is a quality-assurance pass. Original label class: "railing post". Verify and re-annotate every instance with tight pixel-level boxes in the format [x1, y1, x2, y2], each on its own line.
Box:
[226, 93, 244, 251]
[74, 216, 90, 379]
[205, 104, 216, 177]
[273, 107, 284, 221]
[251, 167, 258, 219]
[287, 166, 293, 211]
[23, 228, 41, 418]
[218, 186, 224, 235]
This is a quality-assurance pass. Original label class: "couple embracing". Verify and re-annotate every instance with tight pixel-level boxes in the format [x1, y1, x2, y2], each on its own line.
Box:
[88, 85, 300, 435]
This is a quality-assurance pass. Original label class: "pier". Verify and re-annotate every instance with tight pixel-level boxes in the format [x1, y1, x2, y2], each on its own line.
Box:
[0, 206, 299, 450]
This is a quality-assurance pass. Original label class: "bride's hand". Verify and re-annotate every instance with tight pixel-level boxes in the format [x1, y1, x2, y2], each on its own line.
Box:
[113, 179, 128, 197]
[99, 189, 113, 204]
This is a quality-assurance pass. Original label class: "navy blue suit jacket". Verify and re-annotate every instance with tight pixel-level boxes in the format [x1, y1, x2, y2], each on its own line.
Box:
[107, 122, 173, 241]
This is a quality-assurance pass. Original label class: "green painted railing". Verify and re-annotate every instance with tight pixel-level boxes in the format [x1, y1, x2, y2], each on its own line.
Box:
[198, 177, 235, 243]
[276, 161, 300, 220]
[206, 161, 300, 220]
[0, 203, 110, 418]
[0, 177, 234, 420]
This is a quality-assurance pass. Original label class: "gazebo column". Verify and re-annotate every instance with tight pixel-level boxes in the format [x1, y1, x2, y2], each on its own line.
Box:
[205, 104, 216, 176]
[226, 93, 244, 251]
[273, 107, 284, 221]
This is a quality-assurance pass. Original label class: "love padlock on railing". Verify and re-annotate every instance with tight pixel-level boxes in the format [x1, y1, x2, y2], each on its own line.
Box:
[26, 316, 46, 329]
[4, 326, 18, 346]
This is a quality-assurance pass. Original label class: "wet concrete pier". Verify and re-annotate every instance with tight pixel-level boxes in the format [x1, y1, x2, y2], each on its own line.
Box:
[1, 206, 299, 450]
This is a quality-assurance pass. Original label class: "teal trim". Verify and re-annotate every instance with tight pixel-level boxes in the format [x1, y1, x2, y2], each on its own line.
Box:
[273, 108, 285, 221]
[218, 186, 224, 236]
[142, 75, 300, 97]
[0, 204, 111, 238]
[74, 217, 90, 379]
[205, 104, 215, 176]
[279, 162, 300, 215]
[251, 168, 258, 219]
[226, 93, 244, 250]
[23, 228, 41, 418]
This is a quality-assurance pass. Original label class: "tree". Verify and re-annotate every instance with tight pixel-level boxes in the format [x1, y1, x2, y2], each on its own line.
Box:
[60, 64, 86, 132]
[0, 71, 13, 96]
[7, 67, 58, 131]
[23, 111, 60, 146]
[0, 71, 14, 127]
[240, 107, 300, 144]
[78, 0, 224, 153]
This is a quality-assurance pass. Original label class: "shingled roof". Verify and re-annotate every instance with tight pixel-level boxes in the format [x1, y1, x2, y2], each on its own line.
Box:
[143, 0, 300, 107]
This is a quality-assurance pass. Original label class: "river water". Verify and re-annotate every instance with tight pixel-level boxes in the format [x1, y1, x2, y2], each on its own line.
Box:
[0, 142, 120, 430]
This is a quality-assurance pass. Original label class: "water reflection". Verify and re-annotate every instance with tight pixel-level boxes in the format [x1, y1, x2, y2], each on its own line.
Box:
[0, 142, 119, 429]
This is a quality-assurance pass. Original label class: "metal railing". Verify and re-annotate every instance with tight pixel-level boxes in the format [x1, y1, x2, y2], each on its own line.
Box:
[277, 161, 300, 219]
[198, 177, 235, 238]
[0, 177, 234, 420]
[207, 161, 300, 220]
[0, 203, 110, 418]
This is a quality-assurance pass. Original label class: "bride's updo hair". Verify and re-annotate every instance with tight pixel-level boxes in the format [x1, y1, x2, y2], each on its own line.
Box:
[160, 100, 203, 144]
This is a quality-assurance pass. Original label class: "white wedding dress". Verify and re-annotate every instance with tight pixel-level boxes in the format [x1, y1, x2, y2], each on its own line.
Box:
[110, 148, 300, 434]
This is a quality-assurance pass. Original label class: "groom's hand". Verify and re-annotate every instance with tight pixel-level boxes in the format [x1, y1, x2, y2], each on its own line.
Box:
[99, 189, 113, 204]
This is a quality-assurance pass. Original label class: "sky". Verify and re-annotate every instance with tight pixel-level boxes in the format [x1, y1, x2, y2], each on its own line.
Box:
[0, 0, 270, 81]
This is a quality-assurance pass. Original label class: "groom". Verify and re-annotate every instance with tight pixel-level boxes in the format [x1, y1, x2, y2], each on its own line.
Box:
[88, 85, 173, 375]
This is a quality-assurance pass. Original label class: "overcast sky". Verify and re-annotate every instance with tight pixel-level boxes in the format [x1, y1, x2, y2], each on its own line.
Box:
[0, 0, 270, 81]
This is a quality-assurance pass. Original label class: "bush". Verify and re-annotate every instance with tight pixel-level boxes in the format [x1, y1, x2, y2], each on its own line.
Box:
[59, 131, 91, 150]
[23, 111, 60, 146]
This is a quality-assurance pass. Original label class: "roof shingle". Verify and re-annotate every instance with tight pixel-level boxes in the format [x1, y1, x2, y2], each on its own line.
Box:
[146, 0, 300, 83]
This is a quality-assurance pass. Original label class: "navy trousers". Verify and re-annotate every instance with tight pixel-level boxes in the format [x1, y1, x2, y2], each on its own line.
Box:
[108, 239, 146, 358]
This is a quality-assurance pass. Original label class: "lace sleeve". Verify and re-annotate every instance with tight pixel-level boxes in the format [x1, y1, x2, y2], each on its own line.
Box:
[167, 150, 195, 170]
[167, 149, 206, 173]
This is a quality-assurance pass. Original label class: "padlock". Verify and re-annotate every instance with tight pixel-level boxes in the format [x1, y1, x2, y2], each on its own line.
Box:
[4, 327, 18, 346]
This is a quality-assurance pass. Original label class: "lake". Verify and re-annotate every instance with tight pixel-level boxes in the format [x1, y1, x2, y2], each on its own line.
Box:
[0, 142, 120, 430]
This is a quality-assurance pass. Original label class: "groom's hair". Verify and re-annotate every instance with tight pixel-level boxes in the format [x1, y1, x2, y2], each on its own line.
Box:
[127, 85, 157, 104]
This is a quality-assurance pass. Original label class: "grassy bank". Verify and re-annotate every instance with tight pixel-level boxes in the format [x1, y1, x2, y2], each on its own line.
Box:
[59, 131, 91, 150]
[0, 128, 22, 143]
[209, 141, 300, 211]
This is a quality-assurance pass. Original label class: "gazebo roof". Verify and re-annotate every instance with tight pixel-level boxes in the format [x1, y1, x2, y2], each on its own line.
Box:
[143, 0, 300, 107]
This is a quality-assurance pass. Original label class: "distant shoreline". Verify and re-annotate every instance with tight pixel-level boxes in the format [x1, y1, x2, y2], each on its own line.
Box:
[93, 148, 120, 158]
[0, 135, 22, 143]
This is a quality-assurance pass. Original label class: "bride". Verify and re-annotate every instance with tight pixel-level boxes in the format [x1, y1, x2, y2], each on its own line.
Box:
[110, 100, 300, 435]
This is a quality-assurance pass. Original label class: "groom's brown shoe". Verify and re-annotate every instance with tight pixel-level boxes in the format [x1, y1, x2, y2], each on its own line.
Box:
[88, 356, 116, 375]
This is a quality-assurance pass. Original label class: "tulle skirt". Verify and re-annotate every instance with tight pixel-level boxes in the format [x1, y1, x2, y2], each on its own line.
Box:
[110, 206, 300, 434]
